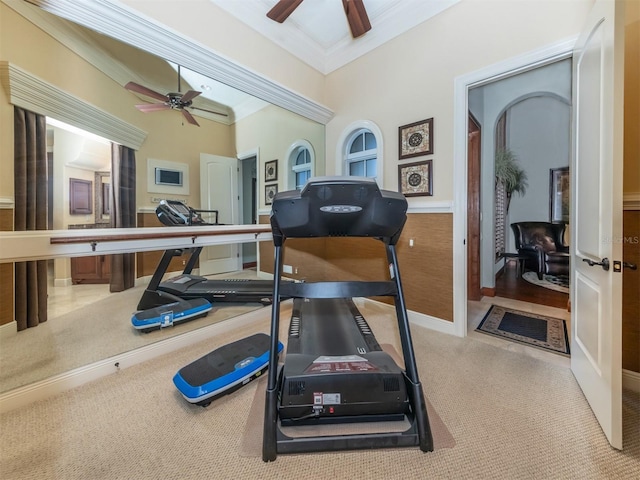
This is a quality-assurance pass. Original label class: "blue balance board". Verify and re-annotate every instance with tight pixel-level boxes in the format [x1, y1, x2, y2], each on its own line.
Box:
[173, 333, 283, 406]
[131, 298, 212, 332]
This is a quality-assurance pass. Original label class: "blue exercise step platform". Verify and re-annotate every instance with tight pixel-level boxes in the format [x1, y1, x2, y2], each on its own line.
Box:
[173, 333, 283, 406]
[131, 298, 212, 332]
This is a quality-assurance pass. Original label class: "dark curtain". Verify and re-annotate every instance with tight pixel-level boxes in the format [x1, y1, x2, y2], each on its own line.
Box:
[14, 107, 48, 331]
[109, 144, 136, 292]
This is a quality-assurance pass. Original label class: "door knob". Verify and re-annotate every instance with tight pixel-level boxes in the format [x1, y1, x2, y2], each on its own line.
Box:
[582, 257, 610, 271]
[623, 261, 638, 270]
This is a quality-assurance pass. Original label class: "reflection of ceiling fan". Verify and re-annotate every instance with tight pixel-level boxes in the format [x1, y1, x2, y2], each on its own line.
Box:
[124, 66, 228, 127]
[267, 0, 371, 38]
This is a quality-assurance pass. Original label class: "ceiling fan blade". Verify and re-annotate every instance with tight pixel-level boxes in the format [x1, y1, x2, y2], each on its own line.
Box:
[267, 0, 304, 23]
[180, 90, 202, 103]
[189, 106, 229, 117]
[125, 82, 168, 102]
[181, 109, 200, 127]
[343, 0, 371, 38]
[135, 103, 170, 112]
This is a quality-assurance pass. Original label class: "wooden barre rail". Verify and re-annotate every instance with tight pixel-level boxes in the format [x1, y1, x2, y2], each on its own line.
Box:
[0, 225, 273, 263]
[49, 225, 272, 245]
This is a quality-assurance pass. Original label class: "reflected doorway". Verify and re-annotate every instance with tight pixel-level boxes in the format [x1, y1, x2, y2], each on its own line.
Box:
[239, 155, 257, 269]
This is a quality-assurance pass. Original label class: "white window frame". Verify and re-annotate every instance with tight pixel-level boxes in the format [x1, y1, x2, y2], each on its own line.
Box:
[335, 120, 384, 186]
[285, 139, 315, 190]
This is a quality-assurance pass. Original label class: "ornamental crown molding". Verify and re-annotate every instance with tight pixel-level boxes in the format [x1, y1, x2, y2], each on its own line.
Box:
[0, 62, 147, 150]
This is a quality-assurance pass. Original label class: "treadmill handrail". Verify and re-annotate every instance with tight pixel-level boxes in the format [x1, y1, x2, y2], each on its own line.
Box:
[279, 281, 397, 299]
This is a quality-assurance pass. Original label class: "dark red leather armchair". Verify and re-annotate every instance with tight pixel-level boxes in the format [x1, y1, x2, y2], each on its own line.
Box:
[510, 222, 570, 280]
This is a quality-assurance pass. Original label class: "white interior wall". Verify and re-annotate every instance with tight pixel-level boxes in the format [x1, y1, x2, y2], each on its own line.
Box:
[507, 96, 571, 244]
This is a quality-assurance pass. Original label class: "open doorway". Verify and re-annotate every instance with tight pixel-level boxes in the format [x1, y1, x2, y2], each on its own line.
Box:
[467, 58, 572, 310]
[239, 154, 257, 269]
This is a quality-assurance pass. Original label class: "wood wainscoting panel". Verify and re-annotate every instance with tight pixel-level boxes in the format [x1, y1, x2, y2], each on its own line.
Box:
[396, 213, 454, 322]
[0, 208, 14, 326]
[136, 212, 191, 278]
[258, 213, 454, 323]
[622, 210, 639, 373]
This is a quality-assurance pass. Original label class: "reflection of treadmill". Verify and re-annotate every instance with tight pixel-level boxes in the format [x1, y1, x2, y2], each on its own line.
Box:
[136, 200, 277, 311]
[262, 176, 433, 461]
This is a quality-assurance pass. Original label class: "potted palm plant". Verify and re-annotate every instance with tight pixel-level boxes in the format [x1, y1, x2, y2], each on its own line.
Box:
[495, 148, 528, 212]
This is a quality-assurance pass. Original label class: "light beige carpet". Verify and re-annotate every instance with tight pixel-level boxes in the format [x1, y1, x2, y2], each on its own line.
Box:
[1, 300, 638, 479]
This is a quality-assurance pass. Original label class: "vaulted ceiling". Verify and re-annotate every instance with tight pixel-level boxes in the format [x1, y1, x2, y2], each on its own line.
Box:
[211, 0, 461, 74]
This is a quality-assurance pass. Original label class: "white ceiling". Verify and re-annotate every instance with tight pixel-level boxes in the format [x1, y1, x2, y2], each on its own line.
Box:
[211, 0, 461, 74]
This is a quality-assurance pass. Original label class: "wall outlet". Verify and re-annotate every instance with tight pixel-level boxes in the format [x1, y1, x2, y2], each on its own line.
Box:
[283, 265, 293, 274]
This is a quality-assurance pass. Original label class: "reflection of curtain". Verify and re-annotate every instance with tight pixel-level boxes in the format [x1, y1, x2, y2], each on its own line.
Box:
[109, 144, 136, 292]
[14, 107, 48, 331]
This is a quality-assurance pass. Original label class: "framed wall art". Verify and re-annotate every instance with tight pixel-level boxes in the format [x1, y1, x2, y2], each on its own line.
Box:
[265, 184, 278, 205]
[398, 118, 433, 159]
[549, 166, 569, 223]
[398, 160, 433, 197]
[265, 160, 278, 182]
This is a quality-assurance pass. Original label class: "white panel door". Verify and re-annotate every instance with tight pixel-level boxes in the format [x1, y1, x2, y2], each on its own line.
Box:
[571, 0, 624, 450]
[199, 153, 240, 275]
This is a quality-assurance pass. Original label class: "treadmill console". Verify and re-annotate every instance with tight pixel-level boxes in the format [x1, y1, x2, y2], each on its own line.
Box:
[270, 176, 408, 245]
[156, 199, 218, 226]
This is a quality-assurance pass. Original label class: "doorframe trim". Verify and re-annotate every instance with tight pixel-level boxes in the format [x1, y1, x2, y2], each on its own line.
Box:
[452, 36, 578, 337]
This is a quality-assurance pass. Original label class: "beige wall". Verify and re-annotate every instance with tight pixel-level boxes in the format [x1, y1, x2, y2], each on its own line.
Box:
[235, 105, 326, 209]
[324, 0, 593, 198]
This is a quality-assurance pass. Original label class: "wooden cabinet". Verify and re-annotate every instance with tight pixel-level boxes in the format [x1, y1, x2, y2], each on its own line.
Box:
[71, 255, 111, 284]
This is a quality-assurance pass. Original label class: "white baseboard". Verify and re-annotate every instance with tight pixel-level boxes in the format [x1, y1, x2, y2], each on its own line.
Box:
[0, 321, 17, 339]
[0, 306, 271, 414]
[53, 277, 72, 287]
[623, 369, 640, 393]
[360, 298, 456, 336]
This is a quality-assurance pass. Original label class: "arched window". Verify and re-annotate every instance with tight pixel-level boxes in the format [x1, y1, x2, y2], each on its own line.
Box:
[336, 121, 383, 185]
[286, 140, 315, 190]
[345, 129, 377, 178]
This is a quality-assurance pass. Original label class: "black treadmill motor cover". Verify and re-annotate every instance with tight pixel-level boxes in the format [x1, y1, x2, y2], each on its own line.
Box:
[270, 176, 407, 244]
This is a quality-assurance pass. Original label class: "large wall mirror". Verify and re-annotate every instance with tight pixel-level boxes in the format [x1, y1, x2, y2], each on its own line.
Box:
[0, 0, 327, 395]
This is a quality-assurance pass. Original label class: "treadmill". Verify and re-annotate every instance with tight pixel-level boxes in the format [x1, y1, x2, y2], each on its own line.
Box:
[262, 176, 434, 461]
[136, 200, 278, 311]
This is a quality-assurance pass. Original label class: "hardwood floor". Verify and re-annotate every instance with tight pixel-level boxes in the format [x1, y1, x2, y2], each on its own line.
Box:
[494, 261, 569, 310]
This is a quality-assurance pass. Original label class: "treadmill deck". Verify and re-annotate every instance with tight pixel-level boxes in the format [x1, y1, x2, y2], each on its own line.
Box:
[279, 298, 410, 424]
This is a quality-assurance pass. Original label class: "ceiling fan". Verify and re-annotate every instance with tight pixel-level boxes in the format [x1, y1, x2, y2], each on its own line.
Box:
[267, 0, 371, 38]
[124, 66, 228, 127]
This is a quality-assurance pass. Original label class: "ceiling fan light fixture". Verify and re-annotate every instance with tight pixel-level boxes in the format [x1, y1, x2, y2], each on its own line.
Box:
[181, 109, 200, 127]
[266, 0, 371, 39]
[124, 66, 228, 126]
[343, 0, 371, 38]
[267, 0, 304, 23]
